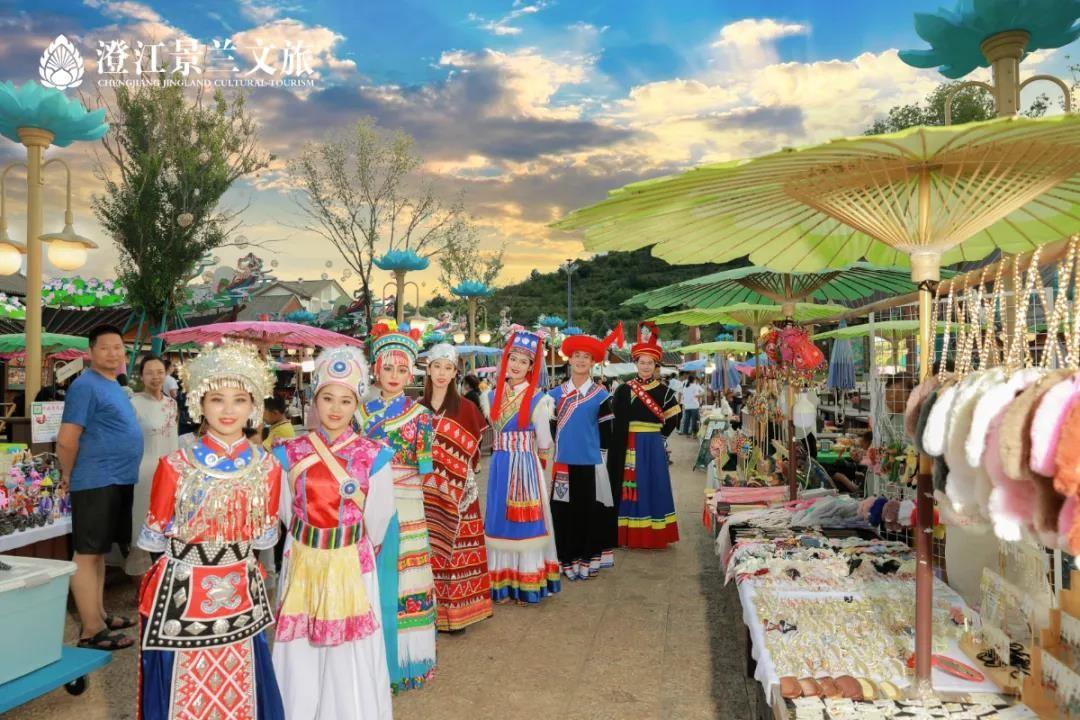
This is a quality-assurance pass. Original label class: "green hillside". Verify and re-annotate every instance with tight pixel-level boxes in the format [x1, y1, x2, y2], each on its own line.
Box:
[422, 249, 740, 341]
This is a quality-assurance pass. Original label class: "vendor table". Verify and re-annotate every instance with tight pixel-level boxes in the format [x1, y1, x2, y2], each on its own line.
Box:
[736, 579, 1003, 708]
[0, 517, 71, 555]
[0, 646, 110, 713]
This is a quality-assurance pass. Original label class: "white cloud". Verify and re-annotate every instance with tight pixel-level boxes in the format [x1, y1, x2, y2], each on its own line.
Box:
[438, 48, 590, 119]
[230, 19, 357, 80]
[238, 0, 285, 24]
[711, 18, 808, 48]
[468, 1, 552, 37]
[707, 18, 809, 70]
[82, 0, 162, 23]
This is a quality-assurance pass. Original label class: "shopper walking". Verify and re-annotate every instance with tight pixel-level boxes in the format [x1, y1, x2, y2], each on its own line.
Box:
[679, 375, 705, 436]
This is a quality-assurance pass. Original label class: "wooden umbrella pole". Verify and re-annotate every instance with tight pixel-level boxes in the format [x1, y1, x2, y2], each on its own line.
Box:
[837, 237, 1072, 323]
[912, 253, 941, 689]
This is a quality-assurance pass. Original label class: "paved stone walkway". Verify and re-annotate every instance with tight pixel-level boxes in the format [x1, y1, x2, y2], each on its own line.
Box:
[6, 433, 762, 720]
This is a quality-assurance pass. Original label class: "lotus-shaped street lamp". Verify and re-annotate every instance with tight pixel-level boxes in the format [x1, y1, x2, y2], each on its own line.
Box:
[0, 80, 108, 400]
[0, 80, 108, 147]
[451, 280, 495, 344]
[900, 0, 1080, 117]
[538, 314, 567, 329]
[373, 249, 430, 272]
[375, 249, 430, 324]
[450, 280, 495, 298]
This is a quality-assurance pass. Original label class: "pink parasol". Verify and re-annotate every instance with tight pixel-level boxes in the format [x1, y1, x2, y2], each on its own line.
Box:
[0, 348, 90, 362]
[158, 321, 363, 350]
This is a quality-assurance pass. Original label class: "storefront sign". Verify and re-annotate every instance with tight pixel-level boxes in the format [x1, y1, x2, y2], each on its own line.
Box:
[55, 358, 84, 383]
[30, 401, 64, 444]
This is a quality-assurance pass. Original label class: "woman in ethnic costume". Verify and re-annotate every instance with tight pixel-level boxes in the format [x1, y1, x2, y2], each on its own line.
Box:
[136, 342, 284, 720]
[481, 330, 560, 605]
[271, 346, 396, 719]
[420, 343, 492, 632]
[607, 322, 680, 549]
[548, 325, 622, 580]
[356, 322, 437, 691]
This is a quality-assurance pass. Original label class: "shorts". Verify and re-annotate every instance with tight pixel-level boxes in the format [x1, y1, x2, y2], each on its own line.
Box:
[71, 484, 134, 555]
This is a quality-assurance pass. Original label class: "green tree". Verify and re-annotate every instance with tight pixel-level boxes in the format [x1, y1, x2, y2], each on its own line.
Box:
[289, 118, 470, 330]
[437, 221, 505, 291]
[865, 80, 1046, 135]
[93, 75, 271, 355]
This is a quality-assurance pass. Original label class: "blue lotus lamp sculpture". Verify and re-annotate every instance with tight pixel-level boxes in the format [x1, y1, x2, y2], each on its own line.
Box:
[900, 0, 1080, 116]
[538, 314, 567, 330]
[0, 80, 108, 147]
[450, 280, 495, 298]
[373, 249, 430, 272]
[374, 249, 429, 324]
[450, 280, 495, 344]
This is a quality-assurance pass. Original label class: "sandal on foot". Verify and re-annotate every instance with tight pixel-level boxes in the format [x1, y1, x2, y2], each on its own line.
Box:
[104, 614, 136, 630]
[78, 628, 134, 651]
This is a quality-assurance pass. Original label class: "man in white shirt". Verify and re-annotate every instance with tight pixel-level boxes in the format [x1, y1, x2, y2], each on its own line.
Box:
[679, 376, 705, 436]
[162, 360, 179, 399]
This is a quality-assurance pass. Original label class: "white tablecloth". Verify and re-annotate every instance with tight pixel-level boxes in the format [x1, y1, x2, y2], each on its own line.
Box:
[737, 579, 1004, 706]
[0, 516, 71, 552]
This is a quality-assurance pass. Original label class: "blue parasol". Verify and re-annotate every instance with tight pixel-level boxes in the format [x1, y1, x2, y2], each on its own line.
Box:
[826, 323, 856, 391]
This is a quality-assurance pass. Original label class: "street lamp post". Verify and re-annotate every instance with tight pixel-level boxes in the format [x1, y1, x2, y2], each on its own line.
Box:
[561, 258, 578, 327]
[0, 81, 108, 401]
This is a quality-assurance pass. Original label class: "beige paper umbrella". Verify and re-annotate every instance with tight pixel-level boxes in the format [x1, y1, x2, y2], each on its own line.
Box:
[556, 116, 1080, 274]
[557, 115, 1080, 685]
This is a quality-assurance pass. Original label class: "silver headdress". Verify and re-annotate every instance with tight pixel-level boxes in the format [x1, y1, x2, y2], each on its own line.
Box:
[426, 342, 458, 367]
[180, 341, 276, 426]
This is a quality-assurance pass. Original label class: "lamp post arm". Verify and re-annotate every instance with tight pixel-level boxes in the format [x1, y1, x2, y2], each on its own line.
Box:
[1019, 74, 1073, 114]
[42, 158, 73, 224]
[0, 163, 28, 228]
[943, 80, 994, 125]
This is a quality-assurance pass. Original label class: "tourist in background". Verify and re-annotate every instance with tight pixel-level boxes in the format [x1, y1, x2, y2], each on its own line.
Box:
[126, 355, 178, 577]
[57, 324, 143, 651]
[263, 395, 296, 450]
[679, 375, 705, 436]
[462, 373, 484, 412]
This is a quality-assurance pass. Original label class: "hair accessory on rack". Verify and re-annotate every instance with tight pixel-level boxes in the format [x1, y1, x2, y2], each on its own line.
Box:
[1029, 373, 1080, 477]
[904, 376, 939, 445]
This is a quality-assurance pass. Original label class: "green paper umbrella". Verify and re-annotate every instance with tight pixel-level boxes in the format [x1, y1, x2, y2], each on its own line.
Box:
[677, 340, 755, 355]
[555, 115, 1080, 274]
[0, 332, 89, 354]
[652, 303, 846, 328]
[625, 262, 955, 310]
[811, 320, 955, 340]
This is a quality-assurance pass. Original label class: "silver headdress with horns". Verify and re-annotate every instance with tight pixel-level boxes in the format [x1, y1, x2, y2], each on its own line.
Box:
[180, 342, 276, 426]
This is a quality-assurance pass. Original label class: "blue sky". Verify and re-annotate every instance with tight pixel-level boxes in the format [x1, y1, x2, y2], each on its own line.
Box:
[2, 0, 1078, 290]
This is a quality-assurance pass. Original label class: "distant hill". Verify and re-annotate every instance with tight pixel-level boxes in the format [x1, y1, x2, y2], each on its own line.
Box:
[422, 249, 741, 342]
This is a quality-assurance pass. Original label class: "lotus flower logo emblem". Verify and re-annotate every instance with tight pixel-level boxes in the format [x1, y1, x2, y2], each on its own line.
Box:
[39, 35, 85, 90]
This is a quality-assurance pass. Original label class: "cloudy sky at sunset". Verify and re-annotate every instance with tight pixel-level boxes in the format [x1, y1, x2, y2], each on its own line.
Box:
[1, 0, 1077, 298]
